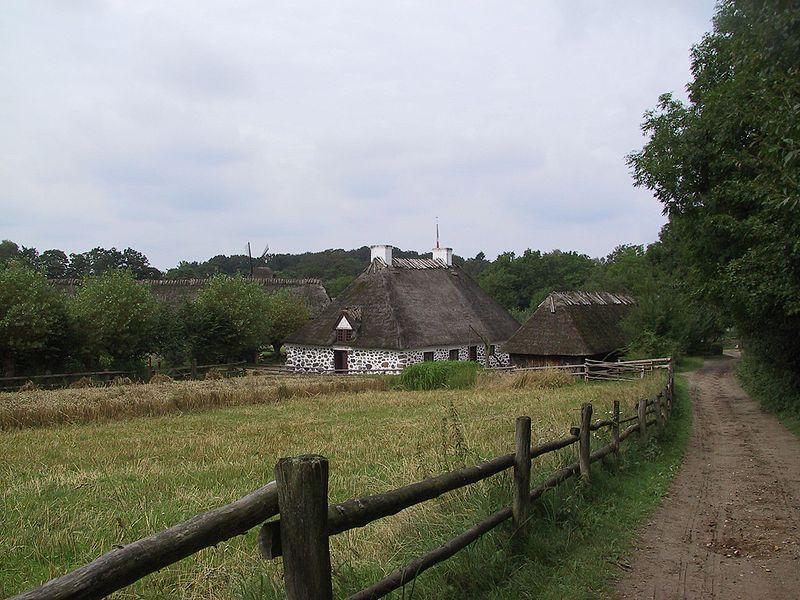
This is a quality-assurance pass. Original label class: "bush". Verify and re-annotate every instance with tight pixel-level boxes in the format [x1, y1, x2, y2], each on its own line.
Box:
[399, 361, 480, 390]
[737, 353, 800, 417]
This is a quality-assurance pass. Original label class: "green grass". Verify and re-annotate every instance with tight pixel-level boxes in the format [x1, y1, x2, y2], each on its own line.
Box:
[0, 374, 684, 599]
[399, 360, 481, 390]
[675, 355, 704, 372]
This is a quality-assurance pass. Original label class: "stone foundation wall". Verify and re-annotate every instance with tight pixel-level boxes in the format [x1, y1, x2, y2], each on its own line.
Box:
[286, 343, 510, 372]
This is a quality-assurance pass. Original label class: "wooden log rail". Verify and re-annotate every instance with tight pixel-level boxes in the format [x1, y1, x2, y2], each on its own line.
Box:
[12, 363, 675, 600]
[9, 482, 279, 600]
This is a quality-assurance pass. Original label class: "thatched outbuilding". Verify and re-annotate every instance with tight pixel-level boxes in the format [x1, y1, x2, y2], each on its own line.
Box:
[285, 245, 520, 372]
[501, 291, 636, 367]
[50, 277, 330, 316]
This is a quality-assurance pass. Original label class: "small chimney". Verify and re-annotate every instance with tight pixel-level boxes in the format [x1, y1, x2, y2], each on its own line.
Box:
[432, 246, 453, 266]
[370, 244, 393, 265]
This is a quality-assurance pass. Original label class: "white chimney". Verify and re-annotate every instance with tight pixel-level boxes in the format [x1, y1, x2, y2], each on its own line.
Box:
[370, 244, 393, 265]
[432, 247, 453, 266]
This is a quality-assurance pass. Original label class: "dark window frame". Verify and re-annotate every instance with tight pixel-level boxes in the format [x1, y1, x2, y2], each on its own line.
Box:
[449, 349, 459, 361]
[423, 351, 434, 362]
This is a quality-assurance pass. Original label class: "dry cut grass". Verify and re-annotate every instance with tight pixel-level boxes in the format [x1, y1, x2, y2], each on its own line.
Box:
[477, 367, 578, 389]
[0, 373, 666, 600]
[0, 374, 390, 430]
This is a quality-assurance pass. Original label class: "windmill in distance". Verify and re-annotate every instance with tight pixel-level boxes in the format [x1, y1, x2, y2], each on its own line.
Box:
[246, 243, 270, 278]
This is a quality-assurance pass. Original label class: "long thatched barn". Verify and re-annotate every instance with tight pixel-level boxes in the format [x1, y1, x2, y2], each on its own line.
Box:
[501, 291, 637, 367]
[285, 244, 521, 372]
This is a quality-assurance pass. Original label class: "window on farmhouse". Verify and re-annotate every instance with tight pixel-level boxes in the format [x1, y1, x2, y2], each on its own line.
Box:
[336, 329, 352, 342]
[489, 345, 495, 356]
[449, 349, 459, 361]
[423, 351, 434, 362]
[468, 346, 478, 361]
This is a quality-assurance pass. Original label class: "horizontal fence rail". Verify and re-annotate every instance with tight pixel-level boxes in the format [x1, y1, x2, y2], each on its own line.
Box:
[9, 483, 280, 600]
[12, 359, 674, 600]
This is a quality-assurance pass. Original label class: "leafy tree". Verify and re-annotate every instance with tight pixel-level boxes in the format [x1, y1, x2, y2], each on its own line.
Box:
[461, 251, 492, 280]
[185, 275, 272, 363]
[68, 270, 159, 369]
[65, 247, 162, 279]
[0, 262, 68, 376]
[38, 249, 69, 278]
[477, 249, 597, 312]
[264, 291, 309, 353]
[165, 261, 203, 279]
[628, 0, 800, 384]
[0, 240, 20, 264]
[0, 240, 39, 269]
[326, 275, 355, 298]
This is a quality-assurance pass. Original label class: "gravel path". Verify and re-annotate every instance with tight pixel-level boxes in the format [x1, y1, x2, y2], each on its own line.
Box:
[615, 355, 800, 599]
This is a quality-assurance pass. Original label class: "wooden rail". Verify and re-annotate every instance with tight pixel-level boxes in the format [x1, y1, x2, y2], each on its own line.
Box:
[11, 361, 675, 600]
[9, 482, 279, 600]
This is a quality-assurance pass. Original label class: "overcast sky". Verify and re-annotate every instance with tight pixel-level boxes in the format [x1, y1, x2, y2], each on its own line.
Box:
[1, 1, 718, 269]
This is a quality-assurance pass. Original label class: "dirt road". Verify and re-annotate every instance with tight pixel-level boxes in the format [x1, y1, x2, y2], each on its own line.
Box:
[615, 356, 800, 599]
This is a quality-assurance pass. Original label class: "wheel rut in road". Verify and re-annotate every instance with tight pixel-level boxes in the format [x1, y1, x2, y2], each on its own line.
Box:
[615, 356, 800, 599]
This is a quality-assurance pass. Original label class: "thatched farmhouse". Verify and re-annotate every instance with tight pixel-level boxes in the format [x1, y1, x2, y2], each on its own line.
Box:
[285, 245, 521, 372]
[502, 291, 636, 367]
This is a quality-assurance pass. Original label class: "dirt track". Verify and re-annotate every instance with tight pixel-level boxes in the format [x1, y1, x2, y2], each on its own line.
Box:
[615, 356, 800, 599]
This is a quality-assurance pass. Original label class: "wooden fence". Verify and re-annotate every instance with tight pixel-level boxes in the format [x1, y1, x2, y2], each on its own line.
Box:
[0, 369, 135, 392]
[0, 361, 250, 392]
[10, 362, 674, 600]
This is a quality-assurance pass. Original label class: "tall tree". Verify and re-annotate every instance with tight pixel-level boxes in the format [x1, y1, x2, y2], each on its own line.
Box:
[264, 290, 309, 354]
[0, 263, 67, 376]
[184, 275, 272, 363]
[68, 270, 159, 369]
[38, 249, 69, 278]
[629, 0, 800, 381]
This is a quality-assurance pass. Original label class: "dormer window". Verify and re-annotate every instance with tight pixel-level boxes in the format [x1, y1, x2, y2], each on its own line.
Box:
[335, 314, 353, 343]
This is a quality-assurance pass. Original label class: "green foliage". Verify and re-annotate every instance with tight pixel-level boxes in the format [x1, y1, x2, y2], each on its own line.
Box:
[68, 270, 159, 368]
[184, 275, 272, 363]
[325, 275, 355, 298]
[66, 247, 162, 279]
[477, 249, 597, 312]
[0, 262, 68, 376]
[264, 290, 309, 352]
[399, 360, 480, 390]
[629, 0, 800, 393]
[0, 240, 162, 279]
[738, 350, 800, 421]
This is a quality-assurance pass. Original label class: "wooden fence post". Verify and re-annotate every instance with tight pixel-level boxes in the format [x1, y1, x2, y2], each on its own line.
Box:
[654, 393, 664, 435]
[579, 403, 592, 483]
[512, 416, 531, 549]
[668, 362, 675, 411]
[583, 361, 589, 382]
[612, 400, 620, 453]
[638, 398, 647, 441]
[190, 359, 198, 380]
[275, 455, 333, 600]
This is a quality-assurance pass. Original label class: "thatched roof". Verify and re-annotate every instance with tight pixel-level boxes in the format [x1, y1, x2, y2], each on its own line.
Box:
[501, 291, 636, 357]
[50, 277, 331, 316]
[287, 258, 520, 349]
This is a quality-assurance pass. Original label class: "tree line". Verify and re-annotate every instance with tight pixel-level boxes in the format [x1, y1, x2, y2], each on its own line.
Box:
[0, 266, 308, 378]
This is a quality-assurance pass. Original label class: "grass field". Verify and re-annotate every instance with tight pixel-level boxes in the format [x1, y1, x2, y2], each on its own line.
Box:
[0, 372, 681, 599]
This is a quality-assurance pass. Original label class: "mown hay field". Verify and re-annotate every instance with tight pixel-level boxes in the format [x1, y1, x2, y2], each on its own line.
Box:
[0, 373, 665, 599]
